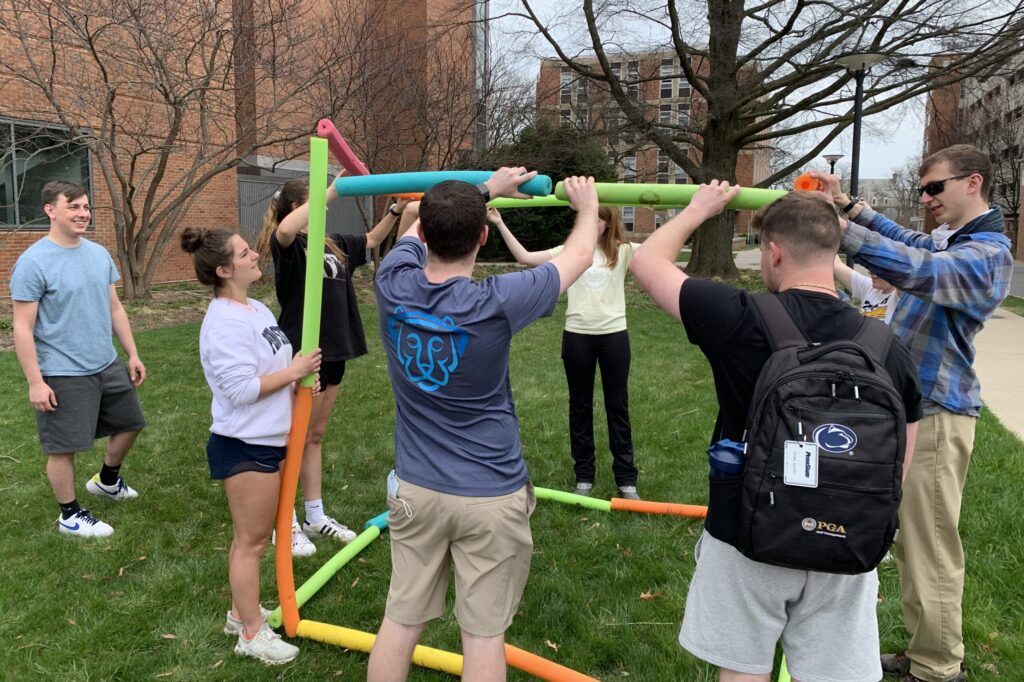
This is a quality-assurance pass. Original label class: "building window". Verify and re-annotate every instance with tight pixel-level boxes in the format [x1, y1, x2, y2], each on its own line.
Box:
[677, 106, 690, 128]
[627, 61, 639, 99]
[660, 104, 672, 125]
[674, 163, 687, 184]
[660, 59, 674, 99]
[560, 69, 572, 104]
[1, 119, 91, 228]
[622, 206, 634, 232]
[623, 155, 636, 181]
[606, 111, 622, 146]
[577, 79, 588, 104]
[609, 61, 621, 79]
[657, 150, 669, 183]
[560, 108, 571, 124]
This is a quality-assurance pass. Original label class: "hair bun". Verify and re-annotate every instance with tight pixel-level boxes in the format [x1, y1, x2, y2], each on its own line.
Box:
[180, 226, 208, 254]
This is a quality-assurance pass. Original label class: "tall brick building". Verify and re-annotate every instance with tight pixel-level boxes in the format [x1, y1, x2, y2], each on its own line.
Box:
[0, 0, 484, 297]
[537, 50, 769, 240]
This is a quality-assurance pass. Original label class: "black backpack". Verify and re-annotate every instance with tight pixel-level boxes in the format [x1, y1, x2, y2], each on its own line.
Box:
[735, 294, 907, 574]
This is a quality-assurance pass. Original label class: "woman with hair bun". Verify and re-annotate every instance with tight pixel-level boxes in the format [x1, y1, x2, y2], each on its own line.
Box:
[181, 227, 321, 665]
[255, 176, 406, 557]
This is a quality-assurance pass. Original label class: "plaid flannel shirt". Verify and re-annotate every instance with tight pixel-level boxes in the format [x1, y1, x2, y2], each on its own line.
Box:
[842, 207, 1012, 416]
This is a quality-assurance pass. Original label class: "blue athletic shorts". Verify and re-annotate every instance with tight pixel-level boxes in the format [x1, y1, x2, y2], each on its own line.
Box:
[206, 432, 285, 480]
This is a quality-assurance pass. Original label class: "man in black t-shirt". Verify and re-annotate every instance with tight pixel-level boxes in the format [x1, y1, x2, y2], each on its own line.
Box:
[630, 185, 922, 682]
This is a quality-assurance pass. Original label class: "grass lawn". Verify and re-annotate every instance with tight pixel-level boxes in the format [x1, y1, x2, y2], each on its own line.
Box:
[1001, 294, 1024, 317]
[1, 276, 1022, 681]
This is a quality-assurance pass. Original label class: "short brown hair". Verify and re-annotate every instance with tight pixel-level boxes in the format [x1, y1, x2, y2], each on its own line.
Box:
[753, 193, 840, 261]
[41, 181, 88, 208]
[920, 144, 991, 200]
[419, 181, 487, 262]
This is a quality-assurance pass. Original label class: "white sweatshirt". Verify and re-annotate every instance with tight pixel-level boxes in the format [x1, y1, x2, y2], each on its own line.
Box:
[199, 297, 293, 446]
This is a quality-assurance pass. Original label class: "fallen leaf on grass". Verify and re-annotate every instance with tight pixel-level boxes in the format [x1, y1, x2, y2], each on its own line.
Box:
[160, 633, 177, 640]
[137, 556, 147, 561]
[983, 663, 998, 674]
[155, 673, 174, 678]
[350, 577, 360, 588]
[67, 619, 77, 626]
[639, 591, 663, 601]
[211, 660, 223, 669]
[118, 566, 127, 577]
[544, 639, 559, 652]
[357, 558, 366, 564]
[587, 522, 600, 530]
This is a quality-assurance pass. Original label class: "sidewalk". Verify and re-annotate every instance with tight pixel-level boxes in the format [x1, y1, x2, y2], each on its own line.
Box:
[732, 251, 1024, 441]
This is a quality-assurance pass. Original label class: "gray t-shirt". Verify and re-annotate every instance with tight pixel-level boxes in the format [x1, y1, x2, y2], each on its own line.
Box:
[9, 237, 119, 376]
[375, 238, 560, 496]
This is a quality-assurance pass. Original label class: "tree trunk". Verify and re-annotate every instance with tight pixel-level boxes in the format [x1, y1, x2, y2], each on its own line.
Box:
[686, 212, 739, 279]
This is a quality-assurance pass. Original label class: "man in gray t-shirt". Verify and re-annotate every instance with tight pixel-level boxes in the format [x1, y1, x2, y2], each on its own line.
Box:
[367, 170, 600, 682]
[10, 181, 147, 539]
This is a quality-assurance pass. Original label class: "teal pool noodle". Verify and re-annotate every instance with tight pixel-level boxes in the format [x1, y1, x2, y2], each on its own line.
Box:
[553, 182, 786, 211]
[364, 511, 389, 531]
[333, 171, 551, 198]
[534, 486, 612, 512]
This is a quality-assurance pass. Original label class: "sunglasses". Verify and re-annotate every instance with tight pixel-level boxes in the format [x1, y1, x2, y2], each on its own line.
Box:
[917, 174, 974, 197]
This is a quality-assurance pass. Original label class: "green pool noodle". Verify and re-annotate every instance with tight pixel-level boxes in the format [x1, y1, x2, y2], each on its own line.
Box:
[779, 655, 791, 682]
[333, 171, 552, 198]
[550, 182, 785, 211]
[299, 138, 328, 388]
[533, 486, 612, 512]
[268, 523, 383, 628]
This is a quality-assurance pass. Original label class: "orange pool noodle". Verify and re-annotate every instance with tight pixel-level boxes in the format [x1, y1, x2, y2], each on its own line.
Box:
[609, 497, 707, 518]
[793, 173, 825, 192]
[275, 386, 313, 636]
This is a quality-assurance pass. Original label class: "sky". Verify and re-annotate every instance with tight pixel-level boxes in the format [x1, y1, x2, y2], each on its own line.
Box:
[489, 0, 928, 181]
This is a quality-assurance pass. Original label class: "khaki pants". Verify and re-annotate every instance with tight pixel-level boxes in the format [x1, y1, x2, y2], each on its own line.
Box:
[893, 410, 976, 682]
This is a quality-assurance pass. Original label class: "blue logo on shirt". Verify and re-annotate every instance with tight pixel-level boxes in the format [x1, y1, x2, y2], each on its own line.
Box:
[812, 424, 858, 453]
[388, 307, 469, 392]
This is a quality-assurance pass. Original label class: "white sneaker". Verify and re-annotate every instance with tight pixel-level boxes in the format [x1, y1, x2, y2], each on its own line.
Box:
[224, 606, 272, 636]
[57, 509, 114, 538]
[303, 516, 357, 543]
[234, 622, 299, 665]
[272, 523, 316, 557]
[86, 474, 139, 501]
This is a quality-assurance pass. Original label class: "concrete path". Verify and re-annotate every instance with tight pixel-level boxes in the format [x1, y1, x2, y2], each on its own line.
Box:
[732, 251, 1024, 441]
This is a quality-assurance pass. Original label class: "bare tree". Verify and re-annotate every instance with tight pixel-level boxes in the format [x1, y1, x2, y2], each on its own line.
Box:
[890, 154, 924, 229]
[515, 0, 1024, 278]
[0, 0, 391, 298]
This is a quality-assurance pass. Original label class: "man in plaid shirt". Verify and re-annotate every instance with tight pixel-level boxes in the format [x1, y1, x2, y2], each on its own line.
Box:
[811, 145, 1013, 682]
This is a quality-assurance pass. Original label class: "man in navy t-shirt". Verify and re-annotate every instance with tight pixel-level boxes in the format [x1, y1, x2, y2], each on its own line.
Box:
[368, 169, 600, 681]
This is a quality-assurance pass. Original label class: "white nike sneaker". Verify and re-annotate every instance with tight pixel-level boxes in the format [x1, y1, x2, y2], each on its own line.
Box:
[86, 474, 139, 501]
[56, 509, 114, 538]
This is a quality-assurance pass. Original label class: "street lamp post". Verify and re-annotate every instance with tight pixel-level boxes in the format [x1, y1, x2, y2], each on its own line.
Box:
[822, 153, 844, 175]
[836, 53, 886, 196]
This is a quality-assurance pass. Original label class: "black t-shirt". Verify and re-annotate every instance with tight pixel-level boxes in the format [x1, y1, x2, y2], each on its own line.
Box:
[270, 231, 369, 362]
[679, 280, 923, 443]
[679, 279, 923, 542]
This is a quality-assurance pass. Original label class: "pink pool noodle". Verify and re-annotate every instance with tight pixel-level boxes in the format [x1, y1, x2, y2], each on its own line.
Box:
[316, 119, 369, 176]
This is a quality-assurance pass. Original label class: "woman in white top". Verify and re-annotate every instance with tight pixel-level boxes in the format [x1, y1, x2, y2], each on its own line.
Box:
[180, 227, 321, 665]
[490, 205, 641, 499]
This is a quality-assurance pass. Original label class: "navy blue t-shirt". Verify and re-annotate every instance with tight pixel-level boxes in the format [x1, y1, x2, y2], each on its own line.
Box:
[375, 238, 560, 496]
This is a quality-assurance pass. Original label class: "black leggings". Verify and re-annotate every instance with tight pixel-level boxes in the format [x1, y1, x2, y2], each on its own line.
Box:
[560, 330, 637, 487]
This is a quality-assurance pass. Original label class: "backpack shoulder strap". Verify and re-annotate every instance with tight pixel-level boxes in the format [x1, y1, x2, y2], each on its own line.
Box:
[852, 316, 894, 365]
[751, 293, 805, 350]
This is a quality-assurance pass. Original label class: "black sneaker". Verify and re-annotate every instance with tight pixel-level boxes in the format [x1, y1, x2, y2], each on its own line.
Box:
[881, 652, 911, 676]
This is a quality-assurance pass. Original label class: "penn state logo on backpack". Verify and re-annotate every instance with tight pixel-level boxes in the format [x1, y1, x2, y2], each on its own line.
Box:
[387, 307, 469, 392]
[735, 295, 906, 575]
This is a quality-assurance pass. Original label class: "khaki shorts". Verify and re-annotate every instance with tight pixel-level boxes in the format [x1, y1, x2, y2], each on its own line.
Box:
[384, 476, 536, 637]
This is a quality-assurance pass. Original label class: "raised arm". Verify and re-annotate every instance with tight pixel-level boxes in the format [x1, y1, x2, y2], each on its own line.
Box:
[488, 208, 553, 266]
[549, 177, 600, 295]
[276, 171, 346, 249]
[630, 181, 741, 321]
[366, 198, 409, 250]
[833, 255, 855, 292]
[12, 300, 57, 412]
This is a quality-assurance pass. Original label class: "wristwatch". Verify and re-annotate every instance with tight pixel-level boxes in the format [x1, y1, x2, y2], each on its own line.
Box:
[841, 196, 861, 214]
[476, 182, 491, 202]
[388, 206, 401, 217]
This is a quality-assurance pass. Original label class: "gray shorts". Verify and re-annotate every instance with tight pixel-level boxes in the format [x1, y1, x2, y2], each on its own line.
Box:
[36, 358, 146, 455]
[679, 532, 881, 682]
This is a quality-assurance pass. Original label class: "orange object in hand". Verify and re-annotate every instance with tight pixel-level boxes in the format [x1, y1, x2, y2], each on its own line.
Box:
[794, 173, 825, 192]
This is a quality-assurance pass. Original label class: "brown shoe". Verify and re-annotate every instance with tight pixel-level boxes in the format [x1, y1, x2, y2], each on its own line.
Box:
[881, 652, 912, 676]
[898, 664, 967, 682]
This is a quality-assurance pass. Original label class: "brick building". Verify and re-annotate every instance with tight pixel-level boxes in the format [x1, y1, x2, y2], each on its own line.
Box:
[0, 0, 484, 297]
[536, 50, 769, 241]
